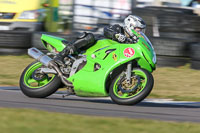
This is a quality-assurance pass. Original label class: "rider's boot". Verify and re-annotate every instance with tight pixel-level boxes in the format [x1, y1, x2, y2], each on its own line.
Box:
[53, 45, 76, 66]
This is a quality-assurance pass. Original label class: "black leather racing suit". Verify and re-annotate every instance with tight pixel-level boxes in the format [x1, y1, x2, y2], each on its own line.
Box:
[55, 24, 137, 65]
[62, 32, 95, 54]
[54, 32, 95, 64]
[103, 24, 138, 44]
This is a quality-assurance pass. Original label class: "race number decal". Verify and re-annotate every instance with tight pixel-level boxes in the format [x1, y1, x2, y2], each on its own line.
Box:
[123, 48, 135, 58]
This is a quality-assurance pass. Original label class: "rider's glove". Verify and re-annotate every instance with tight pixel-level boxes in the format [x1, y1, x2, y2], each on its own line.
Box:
[132, 35, 139, 43]
[132, 35, 138, 41]
[115, 33, 126, 43]
[127, 35, 139, 44]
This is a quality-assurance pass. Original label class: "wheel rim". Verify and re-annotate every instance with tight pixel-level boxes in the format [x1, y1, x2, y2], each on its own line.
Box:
[24, 62, 56, 88]
[113, 69, 147, 98]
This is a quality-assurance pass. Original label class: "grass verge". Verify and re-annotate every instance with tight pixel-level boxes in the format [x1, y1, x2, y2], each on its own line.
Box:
[0, 55, 200, 101]
[0, 55, 34, 86]
[151, 64, 200, 101]
[0, 108, 200, 133]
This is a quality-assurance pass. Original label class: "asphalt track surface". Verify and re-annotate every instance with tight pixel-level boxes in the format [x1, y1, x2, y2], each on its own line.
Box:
[0, 87, 200, 123]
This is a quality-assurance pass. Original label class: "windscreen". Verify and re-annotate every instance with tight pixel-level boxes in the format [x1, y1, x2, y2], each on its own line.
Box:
[140, 32, 157, 64]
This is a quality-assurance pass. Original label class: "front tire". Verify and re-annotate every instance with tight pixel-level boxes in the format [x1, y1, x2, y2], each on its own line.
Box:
[19, 61, 61, 98]
[110, 68, 154, 105]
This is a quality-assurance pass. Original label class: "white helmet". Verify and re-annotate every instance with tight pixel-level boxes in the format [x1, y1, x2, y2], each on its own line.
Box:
[124, 15, 146, 36]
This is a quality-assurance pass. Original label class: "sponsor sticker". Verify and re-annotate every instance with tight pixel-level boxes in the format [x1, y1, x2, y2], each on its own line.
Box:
[112, 53, 117, 61]
[123, 48, 135, 58]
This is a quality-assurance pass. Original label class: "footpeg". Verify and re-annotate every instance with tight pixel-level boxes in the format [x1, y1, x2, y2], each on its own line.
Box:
[62, 88, 75, 98]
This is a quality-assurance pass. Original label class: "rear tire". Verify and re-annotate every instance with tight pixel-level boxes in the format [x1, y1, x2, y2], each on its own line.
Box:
[19, 61, 61, 98]
[110, 68, 154, 105]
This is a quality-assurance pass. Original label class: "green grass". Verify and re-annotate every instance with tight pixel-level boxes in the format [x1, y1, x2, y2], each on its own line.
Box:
[0, 55, 34, 86]
[0, 108, 199, 133]
[0, 55, 200, 101]
[151, 64, 200, 101]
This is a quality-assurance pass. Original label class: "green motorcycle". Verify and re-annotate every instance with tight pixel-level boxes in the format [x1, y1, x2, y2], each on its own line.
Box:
[19, 30, 156, 105]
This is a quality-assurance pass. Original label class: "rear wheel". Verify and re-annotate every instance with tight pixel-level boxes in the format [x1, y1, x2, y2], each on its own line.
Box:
[19, 61, 61, 98]
[110, 68, 154, 105]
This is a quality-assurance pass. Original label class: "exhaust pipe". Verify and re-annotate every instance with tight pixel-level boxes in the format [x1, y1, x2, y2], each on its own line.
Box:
[28, 47, 73, 87]
[28, 47, 53, 67]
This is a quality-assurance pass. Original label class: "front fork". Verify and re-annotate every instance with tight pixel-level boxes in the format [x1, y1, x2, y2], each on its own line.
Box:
[126, 62, 132, 84]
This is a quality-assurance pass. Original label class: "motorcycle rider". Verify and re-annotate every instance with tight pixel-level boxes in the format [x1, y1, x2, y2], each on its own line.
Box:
[54, 15, 146, 65]
[104, 15, 146, 44]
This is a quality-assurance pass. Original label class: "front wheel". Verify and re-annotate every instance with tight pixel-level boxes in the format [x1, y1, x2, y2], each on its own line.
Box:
[109, 68, 154, 105]
[19, 61, 61, 98]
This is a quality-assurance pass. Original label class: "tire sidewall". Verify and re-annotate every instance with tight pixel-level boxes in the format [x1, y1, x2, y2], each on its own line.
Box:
[110, 68, 154, 105]
[19, 61, 61, 98]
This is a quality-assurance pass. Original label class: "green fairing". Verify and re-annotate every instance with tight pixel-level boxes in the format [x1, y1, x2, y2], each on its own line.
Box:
[41, 34, 66, 52]
[68, 39, 155, 96]
[41, 33, 156, 97]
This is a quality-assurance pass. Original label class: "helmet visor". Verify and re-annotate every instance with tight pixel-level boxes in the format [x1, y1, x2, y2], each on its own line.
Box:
[134, 27, 145, 34]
